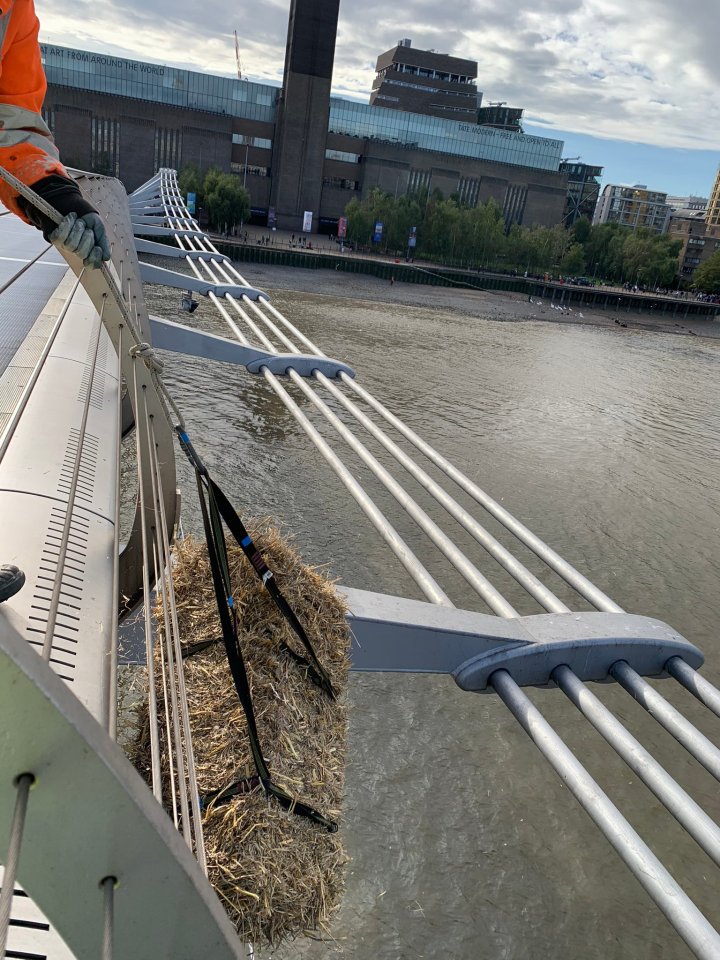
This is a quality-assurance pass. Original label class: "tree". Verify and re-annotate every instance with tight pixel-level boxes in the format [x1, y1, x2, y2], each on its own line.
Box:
[345, 196, 374, 246]
[178, 163, 203, 199]
[571, 217, 592, 244]
[621, 229, 680, 287]
[692, 250, 720, 293]
[203, 172, 250, 232]
[561, 242, 586, 277]
[202, 167, 224, 199]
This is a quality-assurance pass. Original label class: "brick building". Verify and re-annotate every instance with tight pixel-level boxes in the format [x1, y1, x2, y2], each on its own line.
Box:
[41, 1, 570, 232]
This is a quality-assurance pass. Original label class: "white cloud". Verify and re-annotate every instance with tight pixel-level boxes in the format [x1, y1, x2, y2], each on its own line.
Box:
[38, 0, 720, 150]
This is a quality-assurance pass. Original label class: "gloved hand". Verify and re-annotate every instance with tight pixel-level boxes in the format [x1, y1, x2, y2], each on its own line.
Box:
[49, 211, 111, 269]
[18, 174, 112, 269]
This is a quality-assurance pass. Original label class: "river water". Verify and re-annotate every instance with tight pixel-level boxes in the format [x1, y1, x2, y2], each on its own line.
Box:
[145, 275, 720, 960]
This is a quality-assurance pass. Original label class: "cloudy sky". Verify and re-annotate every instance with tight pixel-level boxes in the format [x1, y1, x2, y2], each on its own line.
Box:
[39, 0, 720, 196]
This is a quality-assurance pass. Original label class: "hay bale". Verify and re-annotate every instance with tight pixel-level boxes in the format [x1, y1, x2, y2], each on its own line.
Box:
[135, 524, 351, 946]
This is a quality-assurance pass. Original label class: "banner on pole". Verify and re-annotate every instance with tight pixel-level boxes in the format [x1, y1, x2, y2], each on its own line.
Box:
[373, 220, 383, 243]
[302, 210, 313, 232]
[186, 192, 196, 215]
[338, 216, 347, 239]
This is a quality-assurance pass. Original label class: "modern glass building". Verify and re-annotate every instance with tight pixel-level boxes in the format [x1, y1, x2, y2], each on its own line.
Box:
[328, 99, 562, 171]
[593, 184, 671, 235]
[41, 36, 569, 232]
[41, 46, 278, 125]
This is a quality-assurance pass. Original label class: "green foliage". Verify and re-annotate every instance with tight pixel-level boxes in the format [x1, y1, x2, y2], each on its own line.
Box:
[178, 163, 203, 199]
[571, 217, 592, 244]
[202, 167, 224, 199]
[561, 242, 586, 276]
[203, 171, 250, 231]
[345, 189, 507, 267]
[691, 250, 720, 293]
[343, 190, 683, 285]
[620, 229, 681, 287]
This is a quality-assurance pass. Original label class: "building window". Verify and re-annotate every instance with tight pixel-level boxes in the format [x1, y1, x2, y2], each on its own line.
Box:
[325, 149, 361, 163]
[154, 127, 181, 171]
[232, 134, 272, 149]
[503, 184, 527, 227]
[322, 177, 360, 190]
[41, 107, 55, 133]
[90, 117, 119, 176]
[457, 176, 480, 207]
[429, 103, 474, 114]
[407, 168, 431, 195]
[230, 162, 270, 177]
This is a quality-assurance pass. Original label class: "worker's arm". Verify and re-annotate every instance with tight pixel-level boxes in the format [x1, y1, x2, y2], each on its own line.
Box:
[0, 0, 110, 267]
[0, 0, 64, 216]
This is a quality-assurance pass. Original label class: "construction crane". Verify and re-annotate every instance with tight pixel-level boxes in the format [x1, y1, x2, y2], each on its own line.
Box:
[234, 30, 246, 81]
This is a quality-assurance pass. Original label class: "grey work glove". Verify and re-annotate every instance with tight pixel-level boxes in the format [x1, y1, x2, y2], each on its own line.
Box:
[50, 211, 111, 268]
[18, 174, 112, 269]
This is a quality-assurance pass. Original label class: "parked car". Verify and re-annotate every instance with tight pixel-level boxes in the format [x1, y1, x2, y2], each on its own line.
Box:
[571, 276, 593, 286]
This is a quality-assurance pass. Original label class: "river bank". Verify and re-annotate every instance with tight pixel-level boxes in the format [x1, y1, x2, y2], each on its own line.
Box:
[231, 260, 720, 340]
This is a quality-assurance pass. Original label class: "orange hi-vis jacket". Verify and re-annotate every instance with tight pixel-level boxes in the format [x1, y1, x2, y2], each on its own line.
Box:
[0, 0, 65, 219]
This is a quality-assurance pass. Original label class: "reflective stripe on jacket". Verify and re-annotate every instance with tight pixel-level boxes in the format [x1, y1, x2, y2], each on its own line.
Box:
[0, 0, 65, 219]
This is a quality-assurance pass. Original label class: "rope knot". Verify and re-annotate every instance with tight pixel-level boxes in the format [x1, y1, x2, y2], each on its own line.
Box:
[129, 341, 164, 374]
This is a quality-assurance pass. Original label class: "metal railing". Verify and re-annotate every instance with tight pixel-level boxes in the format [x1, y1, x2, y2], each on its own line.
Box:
[126, 167, 720, 958]
[0, 170, 236, 958]
[1, 164, 718, 960]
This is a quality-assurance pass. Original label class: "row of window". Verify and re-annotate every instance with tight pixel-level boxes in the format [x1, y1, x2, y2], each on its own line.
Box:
[429, 103, 476, 115]
[41, 44, 278, 124]
[230, 162, 270, 177]
[91, 116, 120, 175]
[328, 98, 563, 171]
[325, 149, 361, 163]
[377, 78, 476, 99]
[155, 126, 181, 171]
[387, 62, 475, 84]
[232, 134, 272, 149]
[407, 168, 431, 194]
[457, 176, 481, 207]
[504, 185, 527, 226]
[322, 177, 360, 191]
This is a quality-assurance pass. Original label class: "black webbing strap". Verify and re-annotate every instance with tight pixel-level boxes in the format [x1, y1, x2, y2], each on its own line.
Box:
[207, 478, 336, 699]
[177, 429, 336, 699]
[181, 637, 220, 659]
[178, 430, 337, 832]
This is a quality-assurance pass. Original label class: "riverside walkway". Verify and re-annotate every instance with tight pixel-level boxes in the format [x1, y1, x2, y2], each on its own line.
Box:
[204, 227, 720, 320]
